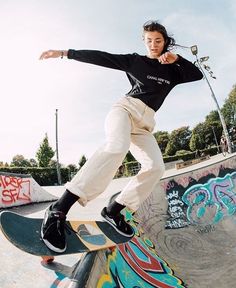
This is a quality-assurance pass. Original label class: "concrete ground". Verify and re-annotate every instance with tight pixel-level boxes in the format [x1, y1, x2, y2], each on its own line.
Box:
[0, 177, 129, 288]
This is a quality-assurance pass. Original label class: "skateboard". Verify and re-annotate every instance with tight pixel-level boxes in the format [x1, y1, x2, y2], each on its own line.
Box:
[0, 211, 134, 260]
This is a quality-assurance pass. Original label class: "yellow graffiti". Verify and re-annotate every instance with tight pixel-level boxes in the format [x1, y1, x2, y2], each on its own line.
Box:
[97, 248, 118, 288]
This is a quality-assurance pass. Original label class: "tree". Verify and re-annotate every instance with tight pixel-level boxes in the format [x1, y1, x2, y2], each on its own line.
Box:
[10, 155, 31, 167]
[67, 164, 78, 172]
[153, 131, 170, 153]
[49, 159, 62, 168]
[36, 134, 55, 167]
[165, 126, 192, 155]
[78, 155, 87, 168]
[221, 85, 236, 128]
[204, 121, 222, 147]
[190, 132, 203, 151]
[29, 158, 38, 167]
[205, 110, 220, 123]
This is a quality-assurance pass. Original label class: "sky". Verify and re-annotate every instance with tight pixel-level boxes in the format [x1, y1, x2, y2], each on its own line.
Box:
[0, 0, 236, 166]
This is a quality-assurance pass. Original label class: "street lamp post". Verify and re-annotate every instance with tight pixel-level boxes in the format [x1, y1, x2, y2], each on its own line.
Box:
[190, 45, 232, 153]
[55, 109, 62, 185]
[211, 126, 220, 153]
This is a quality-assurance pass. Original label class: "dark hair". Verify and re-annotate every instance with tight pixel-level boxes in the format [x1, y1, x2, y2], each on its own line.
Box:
[143, 20, 176, 52]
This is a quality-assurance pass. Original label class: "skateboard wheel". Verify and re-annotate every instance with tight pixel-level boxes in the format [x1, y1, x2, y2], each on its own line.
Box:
[41, 256, 55, 263]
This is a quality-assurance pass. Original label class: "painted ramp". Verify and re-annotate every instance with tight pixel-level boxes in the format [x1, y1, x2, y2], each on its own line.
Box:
[1, 154, 236, 287]
[0, 172, 57, 208]
[91, 153, 236, 288]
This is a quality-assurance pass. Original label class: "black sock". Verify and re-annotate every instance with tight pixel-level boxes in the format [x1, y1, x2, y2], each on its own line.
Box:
[52, 189, 80, 215]
[106, 201, 126, 216]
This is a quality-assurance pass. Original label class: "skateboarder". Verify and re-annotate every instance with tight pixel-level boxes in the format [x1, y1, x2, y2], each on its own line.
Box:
[39, 20, 203, 253]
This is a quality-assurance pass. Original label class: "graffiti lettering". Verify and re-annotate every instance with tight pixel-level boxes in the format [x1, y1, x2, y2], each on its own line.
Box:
[161, 164, 226, 193]
[165, 189, 188, 229]
[197, 224, 215, 235]
[182, 172, 236, 225]
[0, 175, 31, 205]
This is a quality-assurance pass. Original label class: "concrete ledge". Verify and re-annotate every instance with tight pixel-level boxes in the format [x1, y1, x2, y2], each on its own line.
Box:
[175, 155, 210, 169]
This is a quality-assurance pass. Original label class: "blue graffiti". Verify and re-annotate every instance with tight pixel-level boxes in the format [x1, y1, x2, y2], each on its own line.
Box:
[98, 210, 185, 288]
[182, 172, 236, 225]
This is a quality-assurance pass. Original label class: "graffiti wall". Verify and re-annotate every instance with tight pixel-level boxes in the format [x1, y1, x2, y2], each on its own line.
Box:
[97, 210, 186, 288]
[97, 155, 236, 288]
[164, 157, 236, 229]
[0, 172, 57, 208]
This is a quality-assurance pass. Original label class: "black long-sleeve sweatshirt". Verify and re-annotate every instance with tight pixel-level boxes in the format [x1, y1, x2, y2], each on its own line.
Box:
[67, 49, 203, 112]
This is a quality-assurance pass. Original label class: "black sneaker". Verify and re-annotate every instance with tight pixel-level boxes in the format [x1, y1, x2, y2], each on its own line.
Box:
[101, 207, 134, 237]
[41, 205, 67, 253]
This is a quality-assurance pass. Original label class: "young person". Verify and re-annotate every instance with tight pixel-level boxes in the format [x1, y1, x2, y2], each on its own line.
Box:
[40, 20, 203, 253]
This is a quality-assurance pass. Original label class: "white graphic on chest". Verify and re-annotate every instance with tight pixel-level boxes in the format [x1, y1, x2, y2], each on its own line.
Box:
[147, 75, 170, 85]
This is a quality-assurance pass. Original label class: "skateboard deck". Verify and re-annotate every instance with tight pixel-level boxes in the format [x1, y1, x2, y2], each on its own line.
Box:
[0, 211, 134, 256]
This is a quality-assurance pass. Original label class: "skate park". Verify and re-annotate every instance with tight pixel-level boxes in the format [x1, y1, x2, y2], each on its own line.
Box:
[1, 152, 236, 288]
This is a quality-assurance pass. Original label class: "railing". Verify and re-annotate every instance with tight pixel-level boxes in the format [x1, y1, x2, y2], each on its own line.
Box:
[115, 161, 141, 178]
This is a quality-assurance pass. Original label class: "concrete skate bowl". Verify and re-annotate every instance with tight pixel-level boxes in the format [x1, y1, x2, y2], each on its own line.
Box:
[0, 172, 57, 209]
[135, 153, 236, 288]
[2, 153, 235, 288]
[75, 154, 236, 288]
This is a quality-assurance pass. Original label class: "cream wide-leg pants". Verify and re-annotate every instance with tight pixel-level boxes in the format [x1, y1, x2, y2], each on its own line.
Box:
[65, 96, 165, 211]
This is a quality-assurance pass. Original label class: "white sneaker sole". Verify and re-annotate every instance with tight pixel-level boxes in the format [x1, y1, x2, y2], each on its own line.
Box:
[41, 228, 67, 253]
[101, 214, 134, 238]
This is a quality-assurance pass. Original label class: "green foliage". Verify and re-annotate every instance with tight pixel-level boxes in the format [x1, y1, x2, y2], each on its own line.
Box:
[123, 151, 135, 163]
[36, 134, 55, 167]
[78, 155, 87, 168]
[204, 121, 222, 146]
[0, 167, 70, 186]
[205, 110, 220, 123]
[221, 85, 236, 127]
[162, 154, 179, 163]
[67, 164, 78, 172]
[175, 150, 192, 156]
[49, 159, 59, 168]
[29, 158, 38, 167]
[165, 126, 191, 156]
[163, 146, 218, 163]
[189, 119, 222, 151]
[10, 155, 33, 167]
[153, 131, 170, 153]
[190, 133, 203, 151]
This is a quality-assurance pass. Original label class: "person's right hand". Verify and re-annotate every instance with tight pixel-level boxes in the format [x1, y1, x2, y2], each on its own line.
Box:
[39, 50, 66, 60]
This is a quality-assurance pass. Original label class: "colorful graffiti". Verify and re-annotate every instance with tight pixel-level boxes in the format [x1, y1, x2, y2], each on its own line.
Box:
[97, 157, 236, 287]
[165, 166, 236, 228]
[0, 175, 31, 205]
[183, 172, 236, 225]
[97, 211, 185, 288]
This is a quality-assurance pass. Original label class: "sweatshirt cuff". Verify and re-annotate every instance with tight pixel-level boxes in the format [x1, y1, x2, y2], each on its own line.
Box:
[67, 49, 75, 59]
[175, 54, 185, 64]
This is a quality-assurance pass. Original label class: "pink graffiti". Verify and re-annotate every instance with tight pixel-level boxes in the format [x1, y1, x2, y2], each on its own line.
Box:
[161, 164, 224, 192]
[0, 175, 31, 205]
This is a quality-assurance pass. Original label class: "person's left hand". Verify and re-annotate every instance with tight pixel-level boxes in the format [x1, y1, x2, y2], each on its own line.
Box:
[158, 52, 179, 64]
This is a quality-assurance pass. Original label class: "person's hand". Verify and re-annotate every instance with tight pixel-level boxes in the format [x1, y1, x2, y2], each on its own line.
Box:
[39, 50, 67, 60]
[158, 52, 179, 64]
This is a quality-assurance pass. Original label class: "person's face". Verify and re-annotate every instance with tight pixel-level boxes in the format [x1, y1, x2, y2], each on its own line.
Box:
[143, 31, 165, 59]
